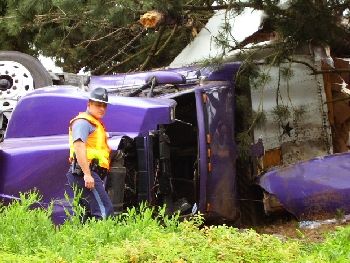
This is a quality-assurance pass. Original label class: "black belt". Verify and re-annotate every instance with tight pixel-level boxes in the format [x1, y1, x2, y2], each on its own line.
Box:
[71, 160, 109, 179]
[90, 162, 109, 178]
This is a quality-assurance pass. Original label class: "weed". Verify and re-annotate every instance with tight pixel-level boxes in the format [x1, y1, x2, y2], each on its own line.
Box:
[335, 208, 345, 223]
[1, 192, 350, 262]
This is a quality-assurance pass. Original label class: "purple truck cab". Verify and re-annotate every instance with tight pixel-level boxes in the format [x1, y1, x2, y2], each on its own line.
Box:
[0, 64, 240, 224]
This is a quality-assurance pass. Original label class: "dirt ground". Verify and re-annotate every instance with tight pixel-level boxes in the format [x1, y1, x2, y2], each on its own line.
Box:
[254, 218, 350, 242]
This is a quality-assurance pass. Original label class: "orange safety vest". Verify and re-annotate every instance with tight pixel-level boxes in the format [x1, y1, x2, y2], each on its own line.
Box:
[69, 112, 111, 169]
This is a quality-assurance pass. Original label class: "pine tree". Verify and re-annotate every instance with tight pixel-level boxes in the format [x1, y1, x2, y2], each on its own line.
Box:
[0, 0, 349, 73]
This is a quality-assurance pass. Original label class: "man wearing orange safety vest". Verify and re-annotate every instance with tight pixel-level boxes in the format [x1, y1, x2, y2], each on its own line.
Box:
[66, 87, 114, 220]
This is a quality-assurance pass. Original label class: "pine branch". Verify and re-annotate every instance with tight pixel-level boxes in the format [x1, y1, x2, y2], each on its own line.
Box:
[313, 68, 350, 75]
[82, 45, 112, 71]
[91, 29, 146, 74]
[60, 21, 82, 48]
[139, 26, 165, 71]
[183, 3, 257, 12]
[155, 24, 178, 56]
[0, 15, 16, 20]
[102, 45, 151, 74]
[34, 13, 111, 27]
[324, 96, 350, 104]
[76, 28, 127, 48]
[56, 5, 67, 16]
[185, 0, 196, 5]
[287, 58, 350, 75]
[287, 58, 317, 74]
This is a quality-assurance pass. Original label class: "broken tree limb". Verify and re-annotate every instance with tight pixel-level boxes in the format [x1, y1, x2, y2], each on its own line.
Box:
[289, 58, 350, 75]
[139, 26, 165, 71]
[155, 24, 178, 56]
[324, 96, 350, 104]
[77, 28, 127, 48]
[139, 10, 164, 29]
[183, 3, 257, 11]
[91, 29, 146, 74]
[102, 45, 151, 74]
[312, 69, 350, 75]
[287, 58, 317, 74]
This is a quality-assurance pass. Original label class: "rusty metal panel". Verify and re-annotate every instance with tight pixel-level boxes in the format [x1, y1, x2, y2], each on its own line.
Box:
[251, 55, 332, 165]
[322, 58, 350, 153]
[333, 57, 350, 84]
[262, 148, 282, 170]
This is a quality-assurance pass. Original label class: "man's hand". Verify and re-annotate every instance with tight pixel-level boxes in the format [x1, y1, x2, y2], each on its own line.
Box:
[84, 174, 95, 189]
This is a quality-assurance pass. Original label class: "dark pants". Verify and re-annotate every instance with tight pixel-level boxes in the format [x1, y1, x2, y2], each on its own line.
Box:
[66, 170, 114, 220]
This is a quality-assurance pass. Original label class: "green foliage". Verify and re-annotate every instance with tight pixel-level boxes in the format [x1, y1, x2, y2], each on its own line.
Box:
[236, 95, 251, 114]
[251, 71, 272, 90]
[236, 131, 253, 160]
[280, 66, 294, 81]
[0, 192, 304, 262]
[0, 0, 213, 72]
[301, 226, 350, 262]
[234, 59, 258, 160]
[335, 208, 345, 223]
[2, 192, 350, 262]
[0, 192, 55, 255]
[293, 105, 306, 122]
[252, 110, 267, 129]
[268, 0, 343, 48]
[272, 104, 291, 123]
[1, 0, 350, 72]
[0, 0, 7, 16]
[1, 0, 348, 73]
[198, 55, 225, 70]
[235, 59, 260, 91]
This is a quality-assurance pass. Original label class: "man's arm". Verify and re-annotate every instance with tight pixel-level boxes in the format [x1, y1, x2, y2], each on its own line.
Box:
[73, 140, 94, 189]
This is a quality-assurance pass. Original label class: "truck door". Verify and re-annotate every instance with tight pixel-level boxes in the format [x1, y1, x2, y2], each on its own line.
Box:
[195, 85, 238, 220]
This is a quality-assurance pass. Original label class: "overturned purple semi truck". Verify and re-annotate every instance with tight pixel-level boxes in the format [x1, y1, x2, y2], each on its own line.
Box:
[1, 53, 350, 225]
[0, 63, 241, 224]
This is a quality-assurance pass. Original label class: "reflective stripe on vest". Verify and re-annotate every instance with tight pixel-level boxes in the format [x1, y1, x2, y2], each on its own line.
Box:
[69, 112, 111, 169]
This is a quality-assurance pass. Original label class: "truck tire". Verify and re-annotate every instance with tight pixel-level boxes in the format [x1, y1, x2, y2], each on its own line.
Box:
[0, 51, 52, 88]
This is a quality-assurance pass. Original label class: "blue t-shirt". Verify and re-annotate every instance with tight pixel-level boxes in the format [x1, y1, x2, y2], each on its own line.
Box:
[71, 119, 96, 143]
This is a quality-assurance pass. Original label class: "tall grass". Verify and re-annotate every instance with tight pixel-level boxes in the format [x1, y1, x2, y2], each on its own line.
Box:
[0, 192, 349, 262]
[301, 226, 350, 263]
